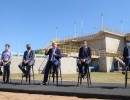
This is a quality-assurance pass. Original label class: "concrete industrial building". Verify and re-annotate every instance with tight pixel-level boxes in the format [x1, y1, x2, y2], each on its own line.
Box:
[49, 27, 130, 72]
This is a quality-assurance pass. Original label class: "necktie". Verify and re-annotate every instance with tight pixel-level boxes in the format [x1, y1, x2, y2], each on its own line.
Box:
[84, 48, 86, 54]
[51, 49, 55, 62]
[83, 48, 86, 58]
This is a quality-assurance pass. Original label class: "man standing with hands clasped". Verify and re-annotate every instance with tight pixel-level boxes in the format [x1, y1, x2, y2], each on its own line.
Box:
[0, 44, 12, 83]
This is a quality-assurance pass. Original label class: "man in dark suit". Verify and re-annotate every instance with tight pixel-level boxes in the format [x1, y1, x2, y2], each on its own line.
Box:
[18, 44, 35, 77]
[123, 40, 130, 72]
[42, 42, 62, 85]
[77, 40, 92, 78]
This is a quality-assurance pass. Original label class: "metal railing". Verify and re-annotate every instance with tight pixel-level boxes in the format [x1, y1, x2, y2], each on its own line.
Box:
[57, 26, 125, 44]
[58, 46, 123, 59]
[92, 49, 123, 59]
[102, 26, 124, 36]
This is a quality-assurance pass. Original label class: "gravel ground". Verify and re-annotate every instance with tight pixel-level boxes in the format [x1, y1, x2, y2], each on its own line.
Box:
[0, 92, 107, 100]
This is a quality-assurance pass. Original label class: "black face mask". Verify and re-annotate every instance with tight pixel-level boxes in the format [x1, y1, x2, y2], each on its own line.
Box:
[27, 47, 31, 50]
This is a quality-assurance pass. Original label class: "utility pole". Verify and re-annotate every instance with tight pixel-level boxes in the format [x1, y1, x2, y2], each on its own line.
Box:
[56, 27, 58, 41]
[101, 13, 104, 30]
[81, 14, 84, 34]
[74, 22, 77, 37]
[120, 20, 123, 34]
[16, 40, 18, 56]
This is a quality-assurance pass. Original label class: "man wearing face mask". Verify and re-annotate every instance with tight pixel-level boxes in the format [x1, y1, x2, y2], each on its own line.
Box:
[18, 44, 35, 77]
[123, 40, 130, 73]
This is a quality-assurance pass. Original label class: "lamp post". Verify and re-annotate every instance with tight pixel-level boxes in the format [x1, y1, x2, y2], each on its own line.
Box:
[16, 40, 18, 56]
[56, 27, 58, 41]
[101, 13, 104, 30]
[74, 22, 77, 38]
[120, 20, 123, 34]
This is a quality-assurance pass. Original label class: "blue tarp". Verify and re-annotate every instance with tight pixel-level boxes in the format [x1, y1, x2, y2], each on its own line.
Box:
[76, 66, 99, 72]
[89, 66, 99, 71]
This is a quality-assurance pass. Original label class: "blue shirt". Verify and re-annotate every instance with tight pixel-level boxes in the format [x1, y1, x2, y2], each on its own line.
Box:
[1, 50, 12, 62]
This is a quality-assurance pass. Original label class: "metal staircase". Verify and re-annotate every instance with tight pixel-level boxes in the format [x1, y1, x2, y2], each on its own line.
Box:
[114, 57, 125, 66]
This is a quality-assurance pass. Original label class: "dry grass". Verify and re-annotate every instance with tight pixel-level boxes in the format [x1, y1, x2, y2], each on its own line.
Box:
[0, 72, 130, 84]
[62, 72, 130, 84]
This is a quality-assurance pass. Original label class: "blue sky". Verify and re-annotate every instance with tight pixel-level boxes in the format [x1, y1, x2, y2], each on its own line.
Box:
[0, 0, 130, 53]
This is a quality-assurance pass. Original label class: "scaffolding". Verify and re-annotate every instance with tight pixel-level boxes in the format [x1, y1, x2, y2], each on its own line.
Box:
[57, 26, 125, 45]
[50, 27, 125, 59]
[58, 44, 123, 59]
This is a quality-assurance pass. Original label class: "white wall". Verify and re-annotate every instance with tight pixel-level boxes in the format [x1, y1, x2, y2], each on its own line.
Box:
[1, 56, 77, 74]
[106, 57, 114, 72]
[105, 33, 125, 52]
[60, 57, 77, 74]
[90, 35, 106, 50]
[96, 32, 125, 72]
[10, 56, 44, 74]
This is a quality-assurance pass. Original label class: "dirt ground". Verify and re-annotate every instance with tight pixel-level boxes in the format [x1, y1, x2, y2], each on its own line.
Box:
[0, 92, 106, 100]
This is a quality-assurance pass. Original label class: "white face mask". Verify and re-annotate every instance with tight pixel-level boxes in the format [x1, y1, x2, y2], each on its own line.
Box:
[126, 43, 129, 46]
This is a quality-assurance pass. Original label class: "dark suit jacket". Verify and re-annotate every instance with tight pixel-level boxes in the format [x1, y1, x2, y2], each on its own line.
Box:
[45, 48, 62, 62]
[78, 47, 92, 60]
[23, 50, 35, 62]
[123, 46, 129, 65]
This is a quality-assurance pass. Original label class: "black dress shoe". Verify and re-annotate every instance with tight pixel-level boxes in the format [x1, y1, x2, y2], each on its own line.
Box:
[6, 80, 9, 83]
[42, 82, 47, 85]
